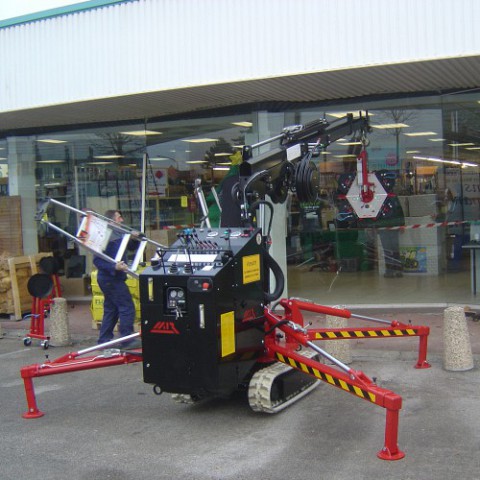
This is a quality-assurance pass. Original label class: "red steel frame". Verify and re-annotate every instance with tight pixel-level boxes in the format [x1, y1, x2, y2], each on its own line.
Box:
[280, 299, 431, 370]
[27, 297, 50, 342]
[21, 349, 142, 419]
[261, 298, 431, 460]
[19, 298, 430, 461]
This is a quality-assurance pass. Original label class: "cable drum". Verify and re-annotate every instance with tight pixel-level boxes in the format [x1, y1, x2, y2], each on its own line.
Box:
[295, 155, 319, 203]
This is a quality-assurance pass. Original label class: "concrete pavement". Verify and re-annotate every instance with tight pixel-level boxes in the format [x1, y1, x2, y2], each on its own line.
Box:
[1, 303, 479, 479]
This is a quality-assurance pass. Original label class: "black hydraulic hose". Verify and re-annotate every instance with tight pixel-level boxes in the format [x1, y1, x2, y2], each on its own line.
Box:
[264, 250, 285, 303]
[264, 319, 290, 335]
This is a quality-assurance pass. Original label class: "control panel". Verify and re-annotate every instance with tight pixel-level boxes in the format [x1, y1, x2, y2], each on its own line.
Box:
[150, 227, 262, 275]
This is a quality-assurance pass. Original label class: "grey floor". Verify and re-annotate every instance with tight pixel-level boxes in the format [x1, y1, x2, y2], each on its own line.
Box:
[286, 265, 478, 308]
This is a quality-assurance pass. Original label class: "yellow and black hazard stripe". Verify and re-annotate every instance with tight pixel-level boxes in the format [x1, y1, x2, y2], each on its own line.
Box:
[314, 328, 418, 340]
[275, 352, 376, 404]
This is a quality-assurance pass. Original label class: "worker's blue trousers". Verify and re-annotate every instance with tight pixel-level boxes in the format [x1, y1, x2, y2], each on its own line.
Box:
[97, 275, 135, 344]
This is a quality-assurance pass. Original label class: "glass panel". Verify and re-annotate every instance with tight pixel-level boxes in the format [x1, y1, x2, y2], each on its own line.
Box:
[144, 114, 254, 239]
[281, 93, 480, 305]
[26, 124, 145, 272]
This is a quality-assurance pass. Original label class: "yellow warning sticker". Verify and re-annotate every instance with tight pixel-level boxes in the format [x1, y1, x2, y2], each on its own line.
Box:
[242, 254, 261, 284]
[181, 196, 188, 207]
[220, 311, 235, 357]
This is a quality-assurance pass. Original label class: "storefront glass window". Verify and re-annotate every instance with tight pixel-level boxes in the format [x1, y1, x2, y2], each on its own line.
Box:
[283, 93, 480, 305]
[2, 91, 479, 305]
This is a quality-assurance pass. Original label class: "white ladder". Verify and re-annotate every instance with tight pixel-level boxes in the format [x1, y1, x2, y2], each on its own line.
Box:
[37, 199, 168, 278]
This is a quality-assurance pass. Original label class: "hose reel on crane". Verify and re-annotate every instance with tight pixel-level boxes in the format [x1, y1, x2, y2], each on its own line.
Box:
[294, 150, 320, 203]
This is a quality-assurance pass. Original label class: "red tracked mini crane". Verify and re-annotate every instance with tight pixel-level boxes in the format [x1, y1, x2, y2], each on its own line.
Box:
[20, 114, 431, 461]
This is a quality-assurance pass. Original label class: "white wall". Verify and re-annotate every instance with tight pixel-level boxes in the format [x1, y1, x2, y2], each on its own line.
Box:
[1, 0, 479, 113]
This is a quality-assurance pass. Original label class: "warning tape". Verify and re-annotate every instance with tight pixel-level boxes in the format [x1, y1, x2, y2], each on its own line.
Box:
[379, 220, 471, 231]
[275, 352, 376, 403]
[313, 328, 419, 339]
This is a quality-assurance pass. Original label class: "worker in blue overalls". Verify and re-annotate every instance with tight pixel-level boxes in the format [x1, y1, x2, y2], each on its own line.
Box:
[94, 210, 137, 347]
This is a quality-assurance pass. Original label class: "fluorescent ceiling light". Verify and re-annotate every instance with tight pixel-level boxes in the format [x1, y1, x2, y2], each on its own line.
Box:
[406, 150, 421, 154]
[119, 130, 162, 136]
[466, 147, 480, 150]
[429, 138, 446, 142]
[404, 131, 437, 137]
[86, 161, 113, 165]
[213, 166, 230, 171]
[337, 141, 362, 146]
[462, 162, 478, 167]
[448, 143, 475, 147]
[93, 155, 125, 159]
[186, 160, 208, 164]
[44, 182, 62, 187]
[150, 157, 174, 161]
[216, 162, 232, 166]
[182, 138, 218, 143]
[37, 139, 68, 144]
[372, 123, 409, 129]
[214, 152, 233, 157]
[232, 121, 253, 128]
[413, 155, 461, 165]
[333, 154, 357, 158]
[36, 159, 65, 164]
[320, 151, 331, 155]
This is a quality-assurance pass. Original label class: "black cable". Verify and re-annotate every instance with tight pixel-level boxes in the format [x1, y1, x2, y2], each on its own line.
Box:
[263, 250, 285, 303]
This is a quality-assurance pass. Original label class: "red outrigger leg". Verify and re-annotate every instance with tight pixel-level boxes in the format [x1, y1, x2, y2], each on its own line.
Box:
[20, 337, 142, 419]
[262, 298, 432, 460]
[281, 298, 431, 370]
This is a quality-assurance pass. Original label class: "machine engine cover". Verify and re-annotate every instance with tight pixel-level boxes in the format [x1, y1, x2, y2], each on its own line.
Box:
[140, 227, 267, 398]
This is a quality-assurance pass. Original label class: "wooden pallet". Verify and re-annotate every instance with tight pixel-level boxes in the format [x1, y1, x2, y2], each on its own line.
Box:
[6, 253, 53, 321]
